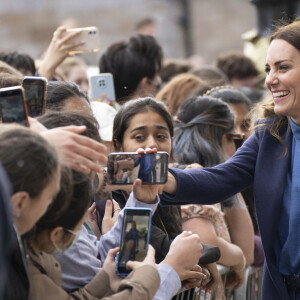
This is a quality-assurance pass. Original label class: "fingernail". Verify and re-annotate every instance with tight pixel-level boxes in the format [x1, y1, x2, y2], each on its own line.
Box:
[145, 147, 151, 151]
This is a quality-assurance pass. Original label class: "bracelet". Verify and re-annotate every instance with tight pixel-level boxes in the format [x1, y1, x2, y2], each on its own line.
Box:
[231, 255, 246, 272]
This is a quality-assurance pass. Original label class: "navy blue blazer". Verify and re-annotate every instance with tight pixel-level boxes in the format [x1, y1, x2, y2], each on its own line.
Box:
[161, 121, 293, 299]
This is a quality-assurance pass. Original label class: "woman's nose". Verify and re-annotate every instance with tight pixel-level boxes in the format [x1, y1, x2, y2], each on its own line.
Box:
[265, 70, 279, 88]
[146, 136, 158, 149]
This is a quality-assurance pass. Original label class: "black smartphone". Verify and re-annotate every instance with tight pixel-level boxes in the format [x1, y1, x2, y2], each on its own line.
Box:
[22, 76, 47, 117]
[107, 152, 169, 185]
[116, 208, 152, 277]
[95, 191, 113, 234]
[0, 86, 29, 126]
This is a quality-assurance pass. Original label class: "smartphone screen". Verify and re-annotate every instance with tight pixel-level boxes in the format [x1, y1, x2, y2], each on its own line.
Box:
[0, 87, 28, 126]
[117, 208, 152, 275]
[22, 76, 47, 117]
[90, 73, 116, 108]
[107, 152, 169, 185]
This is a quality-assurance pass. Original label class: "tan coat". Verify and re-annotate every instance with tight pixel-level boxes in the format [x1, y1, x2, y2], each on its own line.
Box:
[28, 249, 160, 300]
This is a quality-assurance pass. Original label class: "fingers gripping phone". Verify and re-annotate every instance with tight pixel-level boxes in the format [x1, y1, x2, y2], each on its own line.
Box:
[90, 73, 116, 108]
[107, 152, 169, 185]
[66, 27, 100, 54]
[0, 86, 29, 126]
[116, 208, 152, 277]
[22, 76, 47, 117]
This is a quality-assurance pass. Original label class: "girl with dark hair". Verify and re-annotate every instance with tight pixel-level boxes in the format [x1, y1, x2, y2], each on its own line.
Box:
[173, 96, 254, 291]
[0, 124, 61, 300]
[112, 97, 181, 263]
[46, 81, 91, 114]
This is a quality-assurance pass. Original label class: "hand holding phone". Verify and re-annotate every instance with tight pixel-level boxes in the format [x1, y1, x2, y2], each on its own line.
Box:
[116, 208, 152, 277]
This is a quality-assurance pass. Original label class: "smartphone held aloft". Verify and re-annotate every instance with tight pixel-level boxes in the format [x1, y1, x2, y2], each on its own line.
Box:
[107, 151, 169, 185]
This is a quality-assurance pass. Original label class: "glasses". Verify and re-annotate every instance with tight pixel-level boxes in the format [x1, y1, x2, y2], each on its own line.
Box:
[226, 133, 245, 150]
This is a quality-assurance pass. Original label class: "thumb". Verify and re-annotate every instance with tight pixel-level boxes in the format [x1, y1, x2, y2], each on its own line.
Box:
[106, 247, 120, 262]
[145, 245, 155, 261]
[59, 125, 87, 133]
[104, 200, 113, 218]
[132, 179, 143, 198]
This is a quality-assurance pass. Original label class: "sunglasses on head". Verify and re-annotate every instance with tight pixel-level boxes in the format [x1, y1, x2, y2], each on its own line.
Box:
[226, 133, 245, 150]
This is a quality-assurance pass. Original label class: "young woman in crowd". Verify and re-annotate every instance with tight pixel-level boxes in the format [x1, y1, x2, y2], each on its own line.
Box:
[160, 21, 300, 299]
[0, 125, 60, 299]
[173, 96, 254, 291]
[111, 97, 181, 262]
[37, 110, 206, 300]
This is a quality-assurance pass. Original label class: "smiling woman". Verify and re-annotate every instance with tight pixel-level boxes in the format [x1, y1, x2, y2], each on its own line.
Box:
[159, 20, 300, 300]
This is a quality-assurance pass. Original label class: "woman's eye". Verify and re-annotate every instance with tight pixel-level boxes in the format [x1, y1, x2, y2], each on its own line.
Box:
[134, 135, 144, 141]
[279, 65, 290, 71]
[265, 67, 270, 74]
[157, 134, 167, 140]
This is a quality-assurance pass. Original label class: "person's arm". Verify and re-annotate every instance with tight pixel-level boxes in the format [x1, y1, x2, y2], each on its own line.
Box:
[161, 132, 260, 205]
[37, 26, 84, 80]
[223, 194, 255, 265]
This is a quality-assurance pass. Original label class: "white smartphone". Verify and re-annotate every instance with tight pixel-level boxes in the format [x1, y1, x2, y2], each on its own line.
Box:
[66, 27, 100, 54]
[90, 73, 116, 108]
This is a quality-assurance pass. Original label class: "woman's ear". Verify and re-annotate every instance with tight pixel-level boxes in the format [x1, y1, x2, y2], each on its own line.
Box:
[10, 191, 30, 218]
[49, 227, 64, 243]
[113, 139, 122, 152]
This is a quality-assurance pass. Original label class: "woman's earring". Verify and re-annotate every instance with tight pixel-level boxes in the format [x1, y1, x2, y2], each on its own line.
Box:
[14, 212, 21, 218]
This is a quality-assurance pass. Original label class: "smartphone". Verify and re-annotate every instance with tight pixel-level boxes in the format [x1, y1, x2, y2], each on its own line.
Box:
[66, 27, 100, 54]
[107, 151, 169, 185]
[95, 191, 114, 234]
[116, 208, 152, 277]
[22, 76, 47, 117]
[90, 73, 116, 108]
[0, 86, 29, 126]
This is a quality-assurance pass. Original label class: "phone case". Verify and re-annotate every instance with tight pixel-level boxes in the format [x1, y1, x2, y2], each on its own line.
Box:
[66, 27, 100, 54]
[90, 73, 116, 107]
[116, 208, 152, 277]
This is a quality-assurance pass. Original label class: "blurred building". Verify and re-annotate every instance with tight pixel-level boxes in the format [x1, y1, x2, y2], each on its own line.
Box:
[0, 0, 256, 65]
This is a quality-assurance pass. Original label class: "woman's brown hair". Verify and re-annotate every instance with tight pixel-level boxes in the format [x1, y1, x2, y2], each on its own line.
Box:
[253, 21, 300, 154]
[156, 73, 208, 116]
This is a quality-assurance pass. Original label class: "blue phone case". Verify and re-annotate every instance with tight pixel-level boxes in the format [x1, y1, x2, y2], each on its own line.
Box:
[116, 207, 152, 277]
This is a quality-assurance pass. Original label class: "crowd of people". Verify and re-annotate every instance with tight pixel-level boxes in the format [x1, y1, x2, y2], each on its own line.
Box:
[1, 15, 300, 300]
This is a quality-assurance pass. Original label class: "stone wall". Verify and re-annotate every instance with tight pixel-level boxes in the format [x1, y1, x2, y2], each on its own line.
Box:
[0, 0, 256, 65]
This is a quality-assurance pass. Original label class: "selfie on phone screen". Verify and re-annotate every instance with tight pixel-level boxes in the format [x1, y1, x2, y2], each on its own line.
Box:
[108, 152, 168, 185]
[118, 208, 152, 274]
